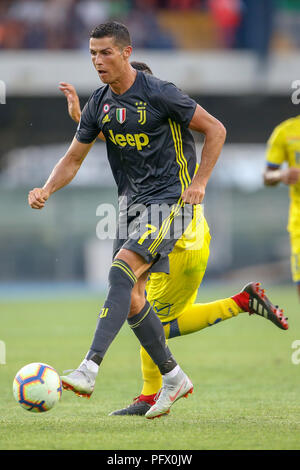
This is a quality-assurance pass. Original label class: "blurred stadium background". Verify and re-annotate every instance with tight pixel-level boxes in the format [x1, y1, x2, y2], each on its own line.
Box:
[0, 0, 299, 297]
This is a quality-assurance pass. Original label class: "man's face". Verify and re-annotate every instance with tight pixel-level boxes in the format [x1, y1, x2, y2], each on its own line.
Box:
[89, 36, 131, 85]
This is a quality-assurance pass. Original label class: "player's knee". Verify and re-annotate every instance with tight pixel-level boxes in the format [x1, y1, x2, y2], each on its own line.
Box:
[108, 259, 136, 289]
[115, 249, 150, 279]
[128, 290, 146, 317]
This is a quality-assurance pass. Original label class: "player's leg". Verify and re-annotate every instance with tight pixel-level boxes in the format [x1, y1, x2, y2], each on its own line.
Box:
[151, 218, 288, 335]
[61, 250, 189, 399]
[117, 203, 195, 418]
[172, 285, 288, 337]
[124, 255, 193, 420]
[290, 233, 300, 301]
[108, 219, 210, 415]
[61, 252, 149, 397]
[62, 203, 194, 417]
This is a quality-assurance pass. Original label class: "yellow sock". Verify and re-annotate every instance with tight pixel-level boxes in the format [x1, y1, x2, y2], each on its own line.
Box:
[176, 297, 243, 336]
[140, 346, 162, 396]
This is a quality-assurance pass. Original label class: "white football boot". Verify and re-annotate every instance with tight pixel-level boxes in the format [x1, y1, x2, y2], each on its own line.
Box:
[145, 367, 193, 419]
[61, 362, 97, 398]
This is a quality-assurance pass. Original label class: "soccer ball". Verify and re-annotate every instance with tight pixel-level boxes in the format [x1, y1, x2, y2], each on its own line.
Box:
[13, 362, 62, 412]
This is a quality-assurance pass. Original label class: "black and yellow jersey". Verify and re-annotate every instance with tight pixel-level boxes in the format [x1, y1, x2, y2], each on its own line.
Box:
[76, 71, 197, 207]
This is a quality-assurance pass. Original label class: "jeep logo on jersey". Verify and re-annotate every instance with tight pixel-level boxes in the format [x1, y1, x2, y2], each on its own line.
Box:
[108, 129, 149, 150]
[116, 108, 126, 124]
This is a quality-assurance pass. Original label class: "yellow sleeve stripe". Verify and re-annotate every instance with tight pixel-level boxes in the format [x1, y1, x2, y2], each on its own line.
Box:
[174, 122, 191, 187]
[168, 119, 190, 194]
[111, 260, 137, 284]
[169, 119, 185, 194]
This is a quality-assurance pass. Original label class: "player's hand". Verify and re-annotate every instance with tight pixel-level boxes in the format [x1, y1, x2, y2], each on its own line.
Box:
[281, 167, 300, 185]
[28, 188, 50, 210]
[181, 182, 206, 204]
[59, 82, 81, 123]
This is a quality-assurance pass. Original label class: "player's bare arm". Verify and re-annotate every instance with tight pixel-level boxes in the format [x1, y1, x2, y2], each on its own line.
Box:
[264, 166, 300, 186]
[59, 82, 82, 123]
[59, 82, 106, 142]
[182, 104, 226, 204]
[28, 137, 94, 209]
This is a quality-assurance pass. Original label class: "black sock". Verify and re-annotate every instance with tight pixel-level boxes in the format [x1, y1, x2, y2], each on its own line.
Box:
[86, 259, 137, 362]
[128, 301, 178, 375]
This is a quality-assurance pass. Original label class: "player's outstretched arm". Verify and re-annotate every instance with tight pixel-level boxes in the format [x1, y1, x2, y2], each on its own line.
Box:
[28, 137, 94, 210]
[59, 82, 106, 142]
[59, 82, 82, 124]
[183, 104, 226, 204]
[264, 167, 300, 186]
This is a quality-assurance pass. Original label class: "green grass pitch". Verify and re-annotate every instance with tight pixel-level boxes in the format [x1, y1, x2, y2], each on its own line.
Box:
[0, 284, 299, 450]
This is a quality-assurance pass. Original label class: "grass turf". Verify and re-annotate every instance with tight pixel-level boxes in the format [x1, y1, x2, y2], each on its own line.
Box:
[0, 284, 299, 450]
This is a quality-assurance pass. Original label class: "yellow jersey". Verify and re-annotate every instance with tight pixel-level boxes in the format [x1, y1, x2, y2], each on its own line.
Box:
[266, 116, 300, 234]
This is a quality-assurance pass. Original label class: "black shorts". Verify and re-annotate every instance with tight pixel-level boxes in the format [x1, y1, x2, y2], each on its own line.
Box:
[113, 202, 194, 274]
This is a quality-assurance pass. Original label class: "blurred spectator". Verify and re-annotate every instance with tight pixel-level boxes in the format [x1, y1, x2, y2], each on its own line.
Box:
[273, 0, 300, 50]
[2, 0, 46, 48]
[127, 0, 176, 48]
[0, 0, 175, 50]
[76, 0, 109, 30]
[235, 0, 275, 59]
[161, 0, 202, 8]
[109, 0, 131, 19]
[0, 0, 299, 53]
[7, 0, 46, 25]
[208, 0, 242, 48]
[43, 0, 85, 49]
[0, 0, 84, 49]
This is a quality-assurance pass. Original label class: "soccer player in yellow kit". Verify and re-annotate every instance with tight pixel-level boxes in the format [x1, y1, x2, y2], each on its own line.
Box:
[264, 116, 300, 301]
[59, 63, 288, 416]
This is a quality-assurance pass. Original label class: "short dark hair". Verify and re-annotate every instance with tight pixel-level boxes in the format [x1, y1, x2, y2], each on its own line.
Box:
[90, 21, 131, 48]
[130, 61, 153, 75]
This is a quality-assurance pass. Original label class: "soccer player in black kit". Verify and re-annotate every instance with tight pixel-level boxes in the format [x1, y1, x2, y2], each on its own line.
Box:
[59, 64, 288, 418]
[28, 21, 227, 419]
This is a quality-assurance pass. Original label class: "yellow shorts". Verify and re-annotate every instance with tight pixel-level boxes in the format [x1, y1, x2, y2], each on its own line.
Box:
[146, 205, 211, 322]
[290, 232, 300, 283]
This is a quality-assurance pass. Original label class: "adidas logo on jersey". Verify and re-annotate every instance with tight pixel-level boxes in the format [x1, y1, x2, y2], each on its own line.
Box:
[102, 114, 111, 124]
[108, 129, 149, 150]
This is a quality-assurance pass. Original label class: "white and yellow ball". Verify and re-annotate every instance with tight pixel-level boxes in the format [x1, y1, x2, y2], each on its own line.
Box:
[13, 362, 62, 412]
